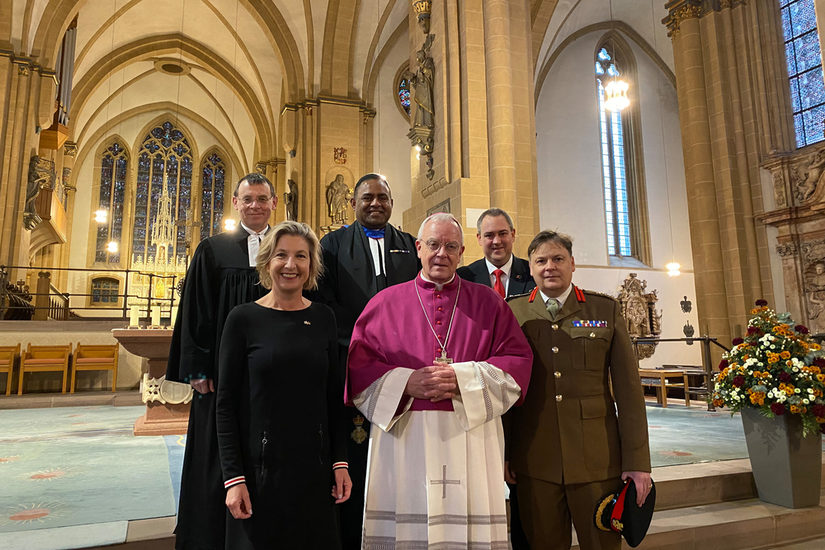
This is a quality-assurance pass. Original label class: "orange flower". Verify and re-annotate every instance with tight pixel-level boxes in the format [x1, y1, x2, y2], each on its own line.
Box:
[749, 392, 766, 406]
[817, 374, 825, 383]
[811, 343, 822, 351]
[767, 353, 780, 364]
[790, 405, 802, 414]
[780, 351, 791, 359]
[817, 417, 825, 424]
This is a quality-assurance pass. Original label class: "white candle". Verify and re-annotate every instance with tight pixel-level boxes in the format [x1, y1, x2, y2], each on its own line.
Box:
[129, 305, 140, 328]
[151, 306, 161, 328]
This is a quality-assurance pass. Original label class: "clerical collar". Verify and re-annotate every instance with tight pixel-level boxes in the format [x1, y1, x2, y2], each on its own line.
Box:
[539, 284, 573, 308]
[485, 255, 513, 277]
[361, 224, 386, 239]
[418, 272, 456, 291]
[240, 222, 269, 237]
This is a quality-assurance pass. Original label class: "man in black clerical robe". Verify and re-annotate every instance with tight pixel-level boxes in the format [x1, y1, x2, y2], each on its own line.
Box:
[457, 207, 535, 550]
[167, 173, 276, 550]
[314, 173, 419, 549]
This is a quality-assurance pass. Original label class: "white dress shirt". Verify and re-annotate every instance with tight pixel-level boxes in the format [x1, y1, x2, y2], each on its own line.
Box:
[240, 222, 269, 267]
[539, 284, 574, 310]
[485, 255, 514, 296]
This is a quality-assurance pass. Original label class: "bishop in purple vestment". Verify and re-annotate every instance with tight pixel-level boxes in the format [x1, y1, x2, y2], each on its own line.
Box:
[347, 213, 532, 549]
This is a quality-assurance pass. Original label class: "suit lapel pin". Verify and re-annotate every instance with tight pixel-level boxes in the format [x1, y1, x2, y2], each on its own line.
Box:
[304, 320, 311, 325]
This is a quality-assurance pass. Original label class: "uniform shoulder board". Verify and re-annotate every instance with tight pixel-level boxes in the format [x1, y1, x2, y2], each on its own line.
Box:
[583, 289, 620, 303]
[506, 291, 533, 303]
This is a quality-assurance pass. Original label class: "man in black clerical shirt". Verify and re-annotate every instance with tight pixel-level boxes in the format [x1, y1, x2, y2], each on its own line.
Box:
[457, 207, 534, 549]
[315, 173, 419, 549]
[167, 173, 276, 550]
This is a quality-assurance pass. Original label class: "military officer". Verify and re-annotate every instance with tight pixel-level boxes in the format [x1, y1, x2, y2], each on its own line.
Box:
[505, 230, 651, 550]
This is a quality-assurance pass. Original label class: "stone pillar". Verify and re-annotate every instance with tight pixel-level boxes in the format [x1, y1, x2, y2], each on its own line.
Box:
[34, 271, 51, 320]
[663, 0, 794, 346]
[403, 0, 537, 259]
[0, 51, 57, 272]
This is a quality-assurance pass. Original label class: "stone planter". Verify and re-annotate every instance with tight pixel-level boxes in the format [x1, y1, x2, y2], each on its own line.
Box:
[741, 407, 822, 508]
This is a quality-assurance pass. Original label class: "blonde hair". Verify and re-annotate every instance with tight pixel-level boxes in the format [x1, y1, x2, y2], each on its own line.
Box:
[256, 221, 324, 290]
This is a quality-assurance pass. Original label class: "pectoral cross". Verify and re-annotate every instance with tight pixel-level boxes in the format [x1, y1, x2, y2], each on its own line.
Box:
[435, 349, 452, 364]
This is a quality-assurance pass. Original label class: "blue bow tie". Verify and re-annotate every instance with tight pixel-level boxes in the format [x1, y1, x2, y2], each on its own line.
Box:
[362, 226, 386, 239]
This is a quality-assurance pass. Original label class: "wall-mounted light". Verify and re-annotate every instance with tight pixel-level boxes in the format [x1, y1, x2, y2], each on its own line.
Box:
[95, 209, 108, 224]
[224, 219, 237, 232]
[106, 241, 119, 254]
[666, 262, 681, 277]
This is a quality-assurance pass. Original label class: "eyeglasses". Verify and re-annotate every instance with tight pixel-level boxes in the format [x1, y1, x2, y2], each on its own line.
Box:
[239, 196, 273, 206]
[423, 240, 461, 255]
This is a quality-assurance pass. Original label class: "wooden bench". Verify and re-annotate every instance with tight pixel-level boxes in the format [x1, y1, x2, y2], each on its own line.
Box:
[72, 343, 119, 393]
[0, 344, 19, 396]
[638, 368, 690, 408]
[18, 344, 72, 395]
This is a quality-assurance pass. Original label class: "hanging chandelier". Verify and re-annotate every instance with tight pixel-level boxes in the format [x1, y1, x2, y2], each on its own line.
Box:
[604, 76, 629, 112]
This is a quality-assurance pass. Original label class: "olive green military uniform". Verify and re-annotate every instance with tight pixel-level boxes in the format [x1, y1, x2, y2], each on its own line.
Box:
[505, 286, 651, 550]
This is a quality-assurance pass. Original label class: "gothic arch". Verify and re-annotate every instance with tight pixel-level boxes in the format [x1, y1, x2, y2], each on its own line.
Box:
[73, 103, 246, 188]
[31, 0, 306, 102]
[68, 34, 274, 155]
[535, 21, 676, 104]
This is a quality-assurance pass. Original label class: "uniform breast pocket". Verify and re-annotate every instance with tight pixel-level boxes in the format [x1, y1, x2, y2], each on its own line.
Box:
[570, 327, 611, 369]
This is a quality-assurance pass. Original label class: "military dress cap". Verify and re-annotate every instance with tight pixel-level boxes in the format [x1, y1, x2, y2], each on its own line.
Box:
[594, 479, 656, 547]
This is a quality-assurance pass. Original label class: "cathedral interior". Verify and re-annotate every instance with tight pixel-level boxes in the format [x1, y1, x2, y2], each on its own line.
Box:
[1, 0, 825, 548]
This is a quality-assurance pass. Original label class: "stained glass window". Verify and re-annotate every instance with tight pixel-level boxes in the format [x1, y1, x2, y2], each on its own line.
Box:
[398, 75, 411, 117]
[595, 46, 632, 257]
[201, 151, 226, 239]
[780, 0, 825, 147]
[91, 277, 119, 304]
[132, 121, 193, 264]
[95, 141, 128, 263]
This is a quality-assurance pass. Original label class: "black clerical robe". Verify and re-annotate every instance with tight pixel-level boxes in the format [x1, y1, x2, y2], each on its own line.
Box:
[167, 226, 266, 550]
[315, 221, 419, 550]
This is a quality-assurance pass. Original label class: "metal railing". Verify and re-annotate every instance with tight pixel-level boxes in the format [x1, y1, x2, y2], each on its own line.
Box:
[631, 336, 731, 411]
[0, 264, 180, 322]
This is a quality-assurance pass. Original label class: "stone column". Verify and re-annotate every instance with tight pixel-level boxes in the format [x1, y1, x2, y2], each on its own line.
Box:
[664, 0, 794, 346]
[403, 0, 537, 258]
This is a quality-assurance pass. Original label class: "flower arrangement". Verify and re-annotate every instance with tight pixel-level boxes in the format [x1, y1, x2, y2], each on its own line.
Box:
[712, 300, 825, 436]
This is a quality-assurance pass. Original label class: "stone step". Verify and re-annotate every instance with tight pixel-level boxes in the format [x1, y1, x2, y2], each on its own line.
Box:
[652, 456, 825, 510]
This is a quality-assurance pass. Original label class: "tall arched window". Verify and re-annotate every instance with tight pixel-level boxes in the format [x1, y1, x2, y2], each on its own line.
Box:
[780, 0, 825, 147]
[132, 121, 193, 264]
[595, 37, 650, 265]
[200, 151, 226, 239]
[95, 141, 128, 264]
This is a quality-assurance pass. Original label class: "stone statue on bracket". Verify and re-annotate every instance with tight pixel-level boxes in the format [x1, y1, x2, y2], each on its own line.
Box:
[24, 156, 56, 230]
[409, 34, 435, 131]
[325, 174, 351, 226]
[792, 149, 825, 203]
[284, 179, 298, 221]
[616, 273, 662, 359]
[805, 260, 825, 333]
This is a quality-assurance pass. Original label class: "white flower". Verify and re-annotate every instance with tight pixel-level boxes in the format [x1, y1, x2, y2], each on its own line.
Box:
[803, 399, 810, 404]
[795, 388, 801, 394]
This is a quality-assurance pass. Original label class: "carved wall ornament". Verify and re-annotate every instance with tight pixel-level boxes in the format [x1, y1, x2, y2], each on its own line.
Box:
[791, 149, 825, 203]
[24, 156, 56, 230]
[325, 174, 351, 226]
[334, 147, 347, 164]
[284, 179, 298, 221]
[254, 161, 267, 174]
[772, 170, 787, 208]
[680, 296, 692, 313]
[617, 273, 662, 359]
[141, 373, 193, 404]
[776, 242, 798, 257]
[662, 0, 746, 36]
[412, 0, 432, 35]
[63, 141, 78, 157]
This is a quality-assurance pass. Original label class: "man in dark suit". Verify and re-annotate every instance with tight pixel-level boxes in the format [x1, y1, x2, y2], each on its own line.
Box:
[315, 173, 419, 549]
[457, 207, 534, 549]
[457, 208, 535, 299]
[506, 230, 651, 550]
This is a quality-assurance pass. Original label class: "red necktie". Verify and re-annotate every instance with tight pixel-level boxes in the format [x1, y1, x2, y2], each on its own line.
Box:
[493, 269, 505, 299]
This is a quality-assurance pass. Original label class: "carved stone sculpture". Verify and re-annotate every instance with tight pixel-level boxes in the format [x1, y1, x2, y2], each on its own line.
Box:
[617, 273, 662, 359]
[325, 174, 350, 226]
[24, 156, 56, 230]
[793, 149, 825, 203]
[805, 261, 825, 333]
[284, 179, 298, 221]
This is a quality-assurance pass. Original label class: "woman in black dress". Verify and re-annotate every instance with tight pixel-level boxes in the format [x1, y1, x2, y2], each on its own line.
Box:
[216, 221, 351, 549]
